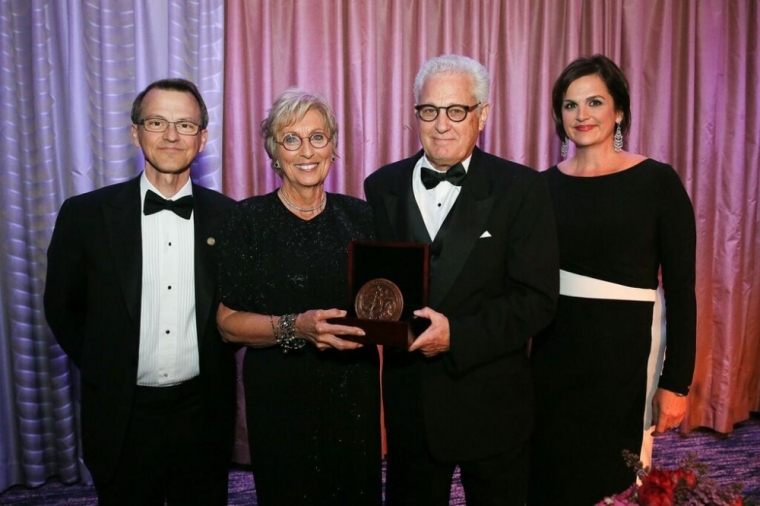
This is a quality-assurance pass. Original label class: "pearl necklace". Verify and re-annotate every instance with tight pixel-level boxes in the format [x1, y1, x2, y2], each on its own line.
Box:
[278, 188, 326, 213]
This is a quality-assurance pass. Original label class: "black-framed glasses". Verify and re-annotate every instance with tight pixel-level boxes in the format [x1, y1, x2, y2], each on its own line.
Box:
[275, 132, 331, 151]
[415, 103, 481, 122]
[137, 118, 202, 136]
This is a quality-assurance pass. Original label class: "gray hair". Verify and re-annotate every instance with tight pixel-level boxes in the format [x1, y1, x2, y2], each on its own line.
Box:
[413, 54, 490, 105]
[260, 88, 339, 174]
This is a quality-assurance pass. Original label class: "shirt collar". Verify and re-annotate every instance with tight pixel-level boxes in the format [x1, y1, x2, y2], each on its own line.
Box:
[140, 171, 193, 203]
[420, 153, 472, 174]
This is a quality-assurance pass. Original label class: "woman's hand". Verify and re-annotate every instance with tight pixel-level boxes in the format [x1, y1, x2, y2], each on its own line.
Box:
[295, 309, 366, 351]
[651, 387, 688, 435]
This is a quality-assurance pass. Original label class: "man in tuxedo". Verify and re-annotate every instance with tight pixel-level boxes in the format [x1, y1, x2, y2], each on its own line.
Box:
[44, 78, 237, 505]
[364, 55, 559, 506]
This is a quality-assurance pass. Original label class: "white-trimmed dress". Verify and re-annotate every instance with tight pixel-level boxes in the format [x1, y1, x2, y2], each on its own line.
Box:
[528, 159, 696, 505]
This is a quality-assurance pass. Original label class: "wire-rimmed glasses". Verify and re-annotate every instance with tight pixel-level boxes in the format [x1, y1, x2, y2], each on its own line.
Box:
[275, 132, 331, 151]
[137, 118, 202, 136]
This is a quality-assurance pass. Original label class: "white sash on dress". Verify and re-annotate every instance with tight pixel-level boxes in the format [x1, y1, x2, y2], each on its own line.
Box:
[559, 270, 656, 301]
[558, 270, 665, 469]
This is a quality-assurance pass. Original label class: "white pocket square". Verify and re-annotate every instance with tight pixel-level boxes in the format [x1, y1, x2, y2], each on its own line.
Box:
[479, 231, 492, 238]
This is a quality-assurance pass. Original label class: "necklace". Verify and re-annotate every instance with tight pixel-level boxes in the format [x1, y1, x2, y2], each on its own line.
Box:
[278, 188, 326, 213]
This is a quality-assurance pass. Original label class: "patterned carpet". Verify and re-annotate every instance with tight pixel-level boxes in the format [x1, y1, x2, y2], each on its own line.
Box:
[1, 417, 758, 505]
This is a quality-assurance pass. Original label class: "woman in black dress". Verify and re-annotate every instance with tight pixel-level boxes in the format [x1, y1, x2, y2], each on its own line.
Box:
[216, 89, 382, 505]
[528, 55, 697, 505]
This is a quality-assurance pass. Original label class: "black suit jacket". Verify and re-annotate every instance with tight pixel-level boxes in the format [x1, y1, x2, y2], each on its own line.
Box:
[43, 175, 237, 483]
[364, 148, 559, 462]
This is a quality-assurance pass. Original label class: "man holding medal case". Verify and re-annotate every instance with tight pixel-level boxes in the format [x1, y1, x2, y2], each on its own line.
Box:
[364, 54, 559, 506]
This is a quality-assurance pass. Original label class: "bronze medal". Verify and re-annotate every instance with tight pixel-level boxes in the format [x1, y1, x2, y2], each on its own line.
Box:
[355, 278, 404, 321]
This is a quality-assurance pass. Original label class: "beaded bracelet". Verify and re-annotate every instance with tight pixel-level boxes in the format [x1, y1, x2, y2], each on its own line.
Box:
[269, 315, 278, 339]
[275, 313, 305, 353]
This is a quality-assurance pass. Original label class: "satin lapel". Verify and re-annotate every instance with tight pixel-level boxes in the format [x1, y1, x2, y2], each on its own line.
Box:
[192, 186, 217, 343]
[406, 190, 432, 244]
[381, 191, 402, 240]
[104, 177, 143, 326]
[384, 160, 423, 243]
[429, 154, 495, 308]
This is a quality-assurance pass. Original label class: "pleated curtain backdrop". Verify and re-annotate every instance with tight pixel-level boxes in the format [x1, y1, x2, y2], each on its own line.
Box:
[0, 0, 225, 490]
[222, 0, 759, 460]
[222, 0, 760, 433]
[0, 0, 757, 492]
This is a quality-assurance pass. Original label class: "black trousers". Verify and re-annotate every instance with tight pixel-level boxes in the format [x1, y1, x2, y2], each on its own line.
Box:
[384, 439, 530, 506]
[94, 377, 230, 506]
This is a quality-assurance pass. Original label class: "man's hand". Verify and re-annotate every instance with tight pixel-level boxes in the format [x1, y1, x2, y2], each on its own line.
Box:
[408, 307, 450, 357]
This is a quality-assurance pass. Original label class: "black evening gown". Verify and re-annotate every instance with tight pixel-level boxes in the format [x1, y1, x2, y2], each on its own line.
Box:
[529, 160, 696, 505]
[218, 191, 382, 506]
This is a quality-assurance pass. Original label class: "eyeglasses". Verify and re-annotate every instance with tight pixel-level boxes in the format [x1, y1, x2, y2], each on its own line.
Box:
[414, 103, 481, 122]
[275, 132, 331, 151]
[137, 118, 202, 136]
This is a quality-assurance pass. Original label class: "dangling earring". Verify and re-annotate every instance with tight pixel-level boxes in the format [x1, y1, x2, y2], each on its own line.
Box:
[613, 123, 623, 153]
[273, 161, 281, 169]
[331, 157, 335, 162]
[560, 138, 569, 158]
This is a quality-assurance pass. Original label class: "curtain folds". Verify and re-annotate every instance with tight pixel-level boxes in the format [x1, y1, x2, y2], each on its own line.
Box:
[222, 0, 760, 437]
[0, 0, 225, 491]
[0, 0, 757, 493]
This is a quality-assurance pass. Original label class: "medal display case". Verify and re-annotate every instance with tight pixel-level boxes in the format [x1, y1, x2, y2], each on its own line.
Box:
[327, 241, 430, 348]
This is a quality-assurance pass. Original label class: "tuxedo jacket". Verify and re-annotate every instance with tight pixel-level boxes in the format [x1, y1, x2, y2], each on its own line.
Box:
[43, 175, 237, 484]
[364, 147, 559, 462]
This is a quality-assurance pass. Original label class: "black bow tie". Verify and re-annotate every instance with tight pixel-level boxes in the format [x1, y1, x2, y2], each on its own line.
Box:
[420, 163, 467, 189]
[143, 190, 194, 220]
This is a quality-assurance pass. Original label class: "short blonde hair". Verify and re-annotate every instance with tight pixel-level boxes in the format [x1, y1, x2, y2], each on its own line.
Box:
[260, 88, 339, 174]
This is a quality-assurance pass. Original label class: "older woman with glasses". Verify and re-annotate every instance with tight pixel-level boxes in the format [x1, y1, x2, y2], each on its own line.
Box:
[216, 88, 382, 505]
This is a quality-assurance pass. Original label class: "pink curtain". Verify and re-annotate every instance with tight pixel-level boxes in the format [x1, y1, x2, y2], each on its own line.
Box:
[222, 0, 760, 449]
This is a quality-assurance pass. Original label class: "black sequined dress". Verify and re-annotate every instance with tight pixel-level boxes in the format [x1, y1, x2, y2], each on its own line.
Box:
[218, 191, 382, 506]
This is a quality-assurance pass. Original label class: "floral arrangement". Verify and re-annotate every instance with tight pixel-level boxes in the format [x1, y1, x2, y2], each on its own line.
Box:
[595, 450, 754, 506]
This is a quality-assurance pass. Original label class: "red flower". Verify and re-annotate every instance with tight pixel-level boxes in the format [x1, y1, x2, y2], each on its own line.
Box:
[671, 468, 697, 488]
[639, 468, 678, 506]
[594, 451, 752, 506]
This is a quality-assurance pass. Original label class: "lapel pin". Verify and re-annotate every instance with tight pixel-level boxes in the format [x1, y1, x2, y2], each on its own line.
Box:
[207, 237, 216, 246]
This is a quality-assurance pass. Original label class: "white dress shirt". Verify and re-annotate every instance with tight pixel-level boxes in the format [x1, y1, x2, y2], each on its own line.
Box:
[137, 173, 199, 386]
[412, 154, 472, 240]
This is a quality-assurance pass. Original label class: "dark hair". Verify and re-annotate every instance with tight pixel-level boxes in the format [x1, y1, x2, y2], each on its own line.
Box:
[551, 54, 631, 142]
[130, 78, 209, 129]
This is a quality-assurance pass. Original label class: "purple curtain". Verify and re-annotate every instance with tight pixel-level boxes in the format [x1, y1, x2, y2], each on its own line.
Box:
[0, 0, 225, 491]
